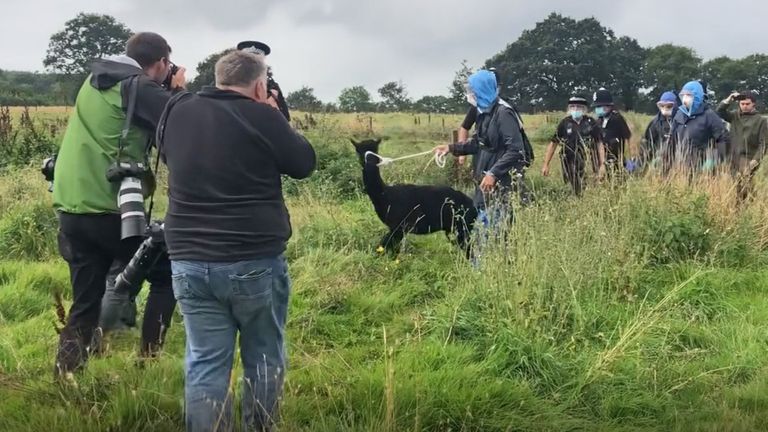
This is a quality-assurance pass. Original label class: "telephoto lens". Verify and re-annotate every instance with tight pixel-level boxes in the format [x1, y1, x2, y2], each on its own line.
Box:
[114, 222, 166, 295]
[118, 176, 146, 240]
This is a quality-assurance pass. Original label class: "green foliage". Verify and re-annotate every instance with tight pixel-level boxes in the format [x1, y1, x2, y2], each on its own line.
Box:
[286, 86, 324, 112]
[338, 86, 374, 113]
[377, 81, 411, 112]
[43, 13, 132, 76]
[187, 48, 233, 93]
[486, 13, 646, 112]
[3, 111, 768, 431]
[0, 106, 62, 169]
[633, 192, 712, 265]
[0, 201, 58, 261]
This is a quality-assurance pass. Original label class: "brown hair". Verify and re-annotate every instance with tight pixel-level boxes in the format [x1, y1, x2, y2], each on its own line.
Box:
[126, 32, 171, 68]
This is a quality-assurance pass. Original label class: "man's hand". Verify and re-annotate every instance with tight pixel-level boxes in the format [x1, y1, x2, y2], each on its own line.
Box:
[726, 92, 740, 104]
[480, 174, 496, 192]
[458, 156, 466, 166]
[748, 159, 760, 173]
[541, 164, 550, 177]
[171, 66, 187, 90]
[263, 93, 280, 110]
[433, 144, 450, 156]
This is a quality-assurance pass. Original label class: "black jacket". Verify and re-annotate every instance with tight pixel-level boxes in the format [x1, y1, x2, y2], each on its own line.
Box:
[449, 99, 525, 206]
[642, 113, 675, 163]
[158, 86, 316, 262]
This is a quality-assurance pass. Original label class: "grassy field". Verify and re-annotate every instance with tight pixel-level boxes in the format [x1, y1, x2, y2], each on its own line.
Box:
[2, 109, 768, 431]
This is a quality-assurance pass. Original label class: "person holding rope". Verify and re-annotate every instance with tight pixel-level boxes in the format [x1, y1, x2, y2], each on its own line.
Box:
[434, 69, 526, 227]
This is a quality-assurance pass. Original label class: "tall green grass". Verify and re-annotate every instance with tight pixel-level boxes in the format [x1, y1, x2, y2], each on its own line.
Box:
[2, 113, 768, 431]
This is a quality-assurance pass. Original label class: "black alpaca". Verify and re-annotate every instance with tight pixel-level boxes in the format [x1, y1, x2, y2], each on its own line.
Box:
[351, 138, 477, 257]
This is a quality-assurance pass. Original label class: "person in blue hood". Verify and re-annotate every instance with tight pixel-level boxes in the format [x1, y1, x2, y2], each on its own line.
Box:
[668, 81, 730, 173]
[434, 69, 527, 219]
[641, 91, 677, 172]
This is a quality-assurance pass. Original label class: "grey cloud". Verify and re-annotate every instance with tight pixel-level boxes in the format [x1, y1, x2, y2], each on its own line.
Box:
[2, 0, 767, 101]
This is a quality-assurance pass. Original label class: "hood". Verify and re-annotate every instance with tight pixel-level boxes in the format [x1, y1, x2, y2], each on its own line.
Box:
[467, 70, 498, 113]
[679, 81, 705, 117]
[89, 55, 143, 90]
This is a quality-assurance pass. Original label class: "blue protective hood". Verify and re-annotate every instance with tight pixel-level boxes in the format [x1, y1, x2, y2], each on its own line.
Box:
[467, 70, 498, 113]
[679, 81, 705, 117]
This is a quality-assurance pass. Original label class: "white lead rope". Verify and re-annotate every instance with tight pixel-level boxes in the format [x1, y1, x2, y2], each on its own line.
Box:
[365, 150, 447, 169]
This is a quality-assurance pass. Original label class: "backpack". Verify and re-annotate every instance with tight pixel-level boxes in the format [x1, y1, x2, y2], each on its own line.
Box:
[499, 99, 535, 167]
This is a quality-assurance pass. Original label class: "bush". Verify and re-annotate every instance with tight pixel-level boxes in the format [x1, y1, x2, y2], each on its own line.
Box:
[0, 201, 58, 261]
[633, 193, 712, 265]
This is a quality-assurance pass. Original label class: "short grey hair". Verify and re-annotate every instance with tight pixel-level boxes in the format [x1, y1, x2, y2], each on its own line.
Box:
[215, 50, 266, 87]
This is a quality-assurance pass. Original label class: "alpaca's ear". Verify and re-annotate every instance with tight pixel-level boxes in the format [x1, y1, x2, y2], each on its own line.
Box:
[349, 138, 359, 146]
[373, 138, 382, 145]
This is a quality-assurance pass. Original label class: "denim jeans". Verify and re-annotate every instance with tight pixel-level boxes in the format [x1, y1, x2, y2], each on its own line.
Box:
[171, 255, 291, 432]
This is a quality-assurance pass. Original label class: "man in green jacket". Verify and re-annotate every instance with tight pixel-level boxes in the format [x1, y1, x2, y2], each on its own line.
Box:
[717, 91, 768, 201]
[52, 32, 186, 378]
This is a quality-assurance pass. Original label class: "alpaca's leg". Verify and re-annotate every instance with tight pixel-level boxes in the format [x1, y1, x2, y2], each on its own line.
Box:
[455, 217, 473, 260]
[379, 229, 404, 253]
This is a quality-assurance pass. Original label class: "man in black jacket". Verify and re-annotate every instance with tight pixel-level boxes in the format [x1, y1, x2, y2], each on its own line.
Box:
[158, 50, 315, 432]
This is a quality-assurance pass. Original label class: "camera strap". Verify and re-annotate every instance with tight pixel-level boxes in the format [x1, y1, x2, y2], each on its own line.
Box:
[116, 75, 140, 162]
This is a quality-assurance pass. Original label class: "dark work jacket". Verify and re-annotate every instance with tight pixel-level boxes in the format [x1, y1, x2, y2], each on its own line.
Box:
[159, 86, 316, 262]
[671, 107, 730, 160]
[642, 112, 675, 163]
[449, 99, 525, 207]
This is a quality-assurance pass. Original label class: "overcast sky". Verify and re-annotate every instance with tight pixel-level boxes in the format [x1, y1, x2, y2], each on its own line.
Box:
[2, 0, 767, 102]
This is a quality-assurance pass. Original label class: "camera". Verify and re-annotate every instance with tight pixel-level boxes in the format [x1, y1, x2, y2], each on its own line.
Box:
[114, 220, 167, 296]
[107, 161, 151, 240]
[162, 62, 180, 90]
[41, 154, 56, 192]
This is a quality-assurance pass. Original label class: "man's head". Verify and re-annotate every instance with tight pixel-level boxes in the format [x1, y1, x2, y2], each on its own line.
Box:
[657, 91, 677, 118]
[126, 32, 173, 83]
[466, 70, 498, 113]
[679, 81, 704, 115]
[736, 91, 757, 113]
[592, 88, 614, 117]
[215, 50, 268, 101]
[567, 96, 588, 120]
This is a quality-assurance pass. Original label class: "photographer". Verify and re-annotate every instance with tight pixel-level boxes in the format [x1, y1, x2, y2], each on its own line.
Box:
[237, 40, 291, 120]
[158, 50, 315, 431]
[51, 32, 186, 378]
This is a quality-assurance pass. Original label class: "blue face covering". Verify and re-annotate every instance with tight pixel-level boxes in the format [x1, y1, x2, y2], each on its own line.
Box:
[570, 110, 583, 120]
[595, 106, 606, 117]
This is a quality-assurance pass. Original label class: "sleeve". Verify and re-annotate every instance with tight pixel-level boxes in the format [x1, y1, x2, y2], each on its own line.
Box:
[755, 118, 768, 161]
[274, 81, 291, 121]
[461, 106, 477, 130]
[591, 119, 603, 143]
[125, 76, 174, 133]
[449, 138, 479, 156]
[618, 113, 632, 139]
[552, 118, 566, 142]
[256, 106, 316, 179]
[488, 108, 525, 177]
[716, 101, 735, 123]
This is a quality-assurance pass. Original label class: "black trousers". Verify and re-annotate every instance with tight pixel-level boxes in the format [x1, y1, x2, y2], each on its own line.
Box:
[562, 150, 586, 196]
[55, 212, 175, 375]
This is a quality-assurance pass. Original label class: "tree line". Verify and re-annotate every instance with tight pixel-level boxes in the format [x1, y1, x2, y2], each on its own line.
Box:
[2, 12, 767, 114]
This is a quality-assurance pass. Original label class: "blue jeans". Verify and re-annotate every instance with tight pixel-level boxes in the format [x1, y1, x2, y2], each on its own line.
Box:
[171, 255, 291, 432]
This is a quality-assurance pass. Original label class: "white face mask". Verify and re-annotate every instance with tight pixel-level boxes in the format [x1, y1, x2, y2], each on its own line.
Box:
[681, 95, 694, 109]
[466, 92, 477, 107]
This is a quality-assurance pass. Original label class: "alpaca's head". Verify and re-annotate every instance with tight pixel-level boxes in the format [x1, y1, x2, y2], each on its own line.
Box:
[350, 138, 382, 166]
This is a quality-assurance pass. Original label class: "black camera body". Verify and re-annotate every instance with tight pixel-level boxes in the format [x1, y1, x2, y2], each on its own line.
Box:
[106, 160, 149, 183]
[114, 220, 167, 296]
[162, 62, 180, 90]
